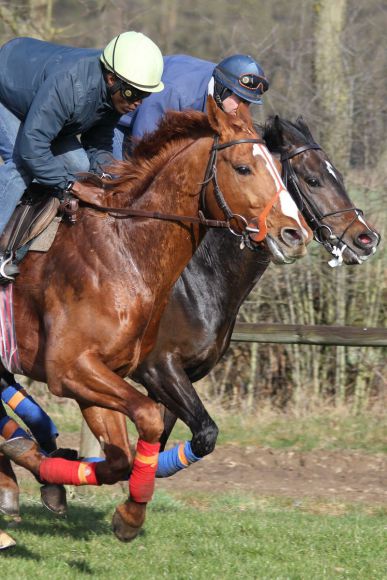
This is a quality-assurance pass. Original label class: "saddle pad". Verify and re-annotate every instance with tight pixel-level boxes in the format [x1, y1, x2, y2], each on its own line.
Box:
[0, 284, 22, 374]
[29, 217, 62, 252]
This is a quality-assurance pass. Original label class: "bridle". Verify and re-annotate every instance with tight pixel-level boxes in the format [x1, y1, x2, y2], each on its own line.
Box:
[78, 135, 282, 251]
[199, 135, 282, 250]
[280, 143, 364, 263]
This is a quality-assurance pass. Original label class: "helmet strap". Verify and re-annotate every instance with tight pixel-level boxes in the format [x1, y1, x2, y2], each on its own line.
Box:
[108, 79, 122, 96]
[213, 79, 233, 110]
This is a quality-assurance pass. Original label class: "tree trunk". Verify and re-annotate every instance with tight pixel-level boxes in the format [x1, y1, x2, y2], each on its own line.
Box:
[314, 0, 351, 171]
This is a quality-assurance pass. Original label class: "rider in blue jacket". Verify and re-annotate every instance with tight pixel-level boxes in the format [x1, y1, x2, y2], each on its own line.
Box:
[113, 53, 269, 159]
[0, 31, 164, 282]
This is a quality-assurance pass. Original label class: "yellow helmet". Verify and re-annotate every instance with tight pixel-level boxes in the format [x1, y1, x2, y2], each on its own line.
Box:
[101, 31, 164, 93]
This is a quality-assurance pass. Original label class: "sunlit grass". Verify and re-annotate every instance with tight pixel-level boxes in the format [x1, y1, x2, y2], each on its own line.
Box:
[1, 486, 386, 580]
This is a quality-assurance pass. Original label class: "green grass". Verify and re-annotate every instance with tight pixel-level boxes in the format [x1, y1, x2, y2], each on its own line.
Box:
[1, 486, 386, 580]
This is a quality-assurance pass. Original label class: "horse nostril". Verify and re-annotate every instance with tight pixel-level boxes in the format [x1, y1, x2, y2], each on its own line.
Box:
[281, 227, 303, 247]
[356, 232, 378, 248]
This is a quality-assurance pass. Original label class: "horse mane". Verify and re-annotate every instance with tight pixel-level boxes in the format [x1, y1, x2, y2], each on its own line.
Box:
[262, 116, 316, 153]
[102, 110, 214, 204]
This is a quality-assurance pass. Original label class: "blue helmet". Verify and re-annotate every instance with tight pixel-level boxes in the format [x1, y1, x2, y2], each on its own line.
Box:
[213, 54, 269, 105]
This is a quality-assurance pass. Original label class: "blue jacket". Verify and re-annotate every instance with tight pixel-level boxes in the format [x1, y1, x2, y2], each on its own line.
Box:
[119, 55, 215, 142]
[0, 37, 120, 190]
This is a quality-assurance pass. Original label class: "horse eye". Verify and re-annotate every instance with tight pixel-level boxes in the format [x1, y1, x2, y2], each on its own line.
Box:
[306, 177, 320, 187]
[235, 165, 252, 176]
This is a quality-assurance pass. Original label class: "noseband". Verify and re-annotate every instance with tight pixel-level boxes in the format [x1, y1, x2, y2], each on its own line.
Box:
[200, 135, 281, 250]
[281, 144, 363, 260]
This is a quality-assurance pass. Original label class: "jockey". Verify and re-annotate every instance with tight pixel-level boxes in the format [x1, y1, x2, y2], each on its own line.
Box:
[0, 31, 164, 283]
[113, 53, 269, 159]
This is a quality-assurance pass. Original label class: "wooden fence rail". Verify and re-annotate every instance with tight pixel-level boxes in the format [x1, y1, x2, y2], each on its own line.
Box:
[231, 323, 387, 347]
[80, 323, 386, 456]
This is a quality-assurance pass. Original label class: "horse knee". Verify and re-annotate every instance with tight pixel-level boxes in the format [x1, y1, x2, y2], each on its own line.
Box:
[191, 421, 219, 457]
[133, 400, 163, 443]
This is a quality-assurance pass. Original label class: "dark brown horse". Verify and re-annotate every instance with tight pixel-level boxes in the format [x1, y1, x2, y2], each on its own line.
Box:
[0, 99, 311, 541]
[130, 115, 380, 460]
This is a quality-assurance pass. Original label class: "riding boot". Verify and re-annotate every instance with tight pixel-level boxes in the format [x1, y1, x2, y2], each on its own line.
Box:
[0, 252, 19, 285]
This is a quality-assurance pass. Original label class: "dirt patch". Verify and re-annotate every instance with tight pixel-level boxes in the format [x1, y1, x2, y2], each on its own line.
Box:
[11, 434, 387, 505]
[156, 444, 387, 504]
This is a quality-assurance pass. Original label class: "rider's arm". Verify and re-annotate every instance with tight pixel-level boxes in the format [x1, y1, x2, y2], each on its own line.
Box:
[18, 71, 87, 191]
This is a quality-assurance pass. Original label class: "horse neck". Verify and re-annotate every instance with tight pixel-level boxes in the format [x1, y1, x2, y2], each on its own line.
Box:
[181, 228, 270, 317]
[108, 136, 217, 289]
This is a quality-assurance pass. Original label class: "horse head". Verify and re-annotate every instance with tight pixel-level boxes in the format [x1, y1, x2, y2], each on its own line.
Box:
[204, 97, 312, 264]
[264, 116, 380, 267]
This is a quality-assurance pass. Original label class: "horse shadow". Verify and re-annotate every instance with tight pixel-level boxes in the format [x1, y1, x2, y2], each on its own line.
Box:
[1, 502, 112, 557]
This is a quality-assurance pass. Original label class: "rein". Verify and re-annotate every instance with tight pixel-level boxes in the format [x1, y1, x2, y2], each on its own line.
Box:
[79, 135, 278, 250]
[281, 144, 363, 256]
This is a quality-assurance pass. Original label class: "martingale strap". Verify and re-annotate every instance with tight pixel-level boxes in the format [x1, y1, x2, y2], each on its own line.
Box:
[0, 285, 22, 374]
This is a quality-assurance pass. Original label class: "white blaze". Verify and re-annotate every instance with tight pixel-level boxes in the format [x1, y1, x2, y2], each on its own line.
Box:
[252, 143, 308, 235]
[325, 161, 337, 180]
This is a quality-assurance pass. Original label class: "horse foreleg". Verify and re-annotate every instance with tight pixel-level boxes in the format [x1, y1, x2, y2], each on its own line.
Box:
[137, 358, 219, 478]
[0, 373, 67, 515]
[79, 405, 147, 541]
[0, 453, 19, 518]
[44, 353, 164, 541]
[79, 404, 132, 484]
[159, 406, 178, 450]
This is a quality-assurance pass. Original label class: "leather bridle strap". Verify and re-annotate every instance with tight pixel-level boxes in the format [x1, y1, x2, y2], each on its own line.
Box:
[281, 142, 362, 250]
[81, 203, 229, 229]
[280, 143, 321, 161]
[199, 135, 264, 221]
[213, 138, 267, 151]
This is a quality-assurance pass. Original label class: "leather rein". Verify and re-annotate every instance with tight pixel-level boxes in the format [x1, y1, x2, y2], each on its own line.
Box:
[281, 143, 363, 255]
[78, 135, 278, 249]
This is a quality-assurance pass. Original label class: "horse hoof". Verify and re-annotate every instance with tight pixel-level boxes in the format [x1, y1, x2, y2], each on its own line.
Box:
[112, 508, 142, 542]
[40, 484, 67, 516]
[0, 488, 19, 517]
[0, 530, 16, 550]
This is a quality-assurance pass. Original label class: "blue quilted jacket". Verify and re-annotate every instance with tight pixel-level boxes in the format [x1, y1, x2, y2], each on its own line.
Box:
[0, 37, 120, 189]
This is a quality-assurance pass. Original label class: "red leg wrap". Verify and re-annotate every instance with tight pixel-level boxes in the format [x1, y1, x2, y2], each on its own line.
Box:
[129, 440, 160, 503]
[39, 458, 100, 486]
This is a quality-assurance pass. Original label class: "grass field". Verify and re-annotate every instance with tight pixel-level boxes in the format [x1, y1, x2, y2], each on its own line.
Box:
[2, 394, 386, 578]
[1, 485, 386, 580]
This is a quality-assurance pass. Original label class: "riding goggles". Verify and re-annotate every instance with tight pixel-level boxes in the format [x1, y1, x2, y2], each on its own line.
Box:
[238, 73, 269, 94]
[120, 81, 152, 103]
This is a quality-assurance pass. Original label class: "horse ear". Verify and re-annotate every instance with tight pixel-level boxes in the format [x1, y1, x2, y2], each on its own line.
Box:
[274, 115, 284, 145]
[236, 101, 253, 126]
[206, 95, 232, 135]
[295, 116, 314, 141]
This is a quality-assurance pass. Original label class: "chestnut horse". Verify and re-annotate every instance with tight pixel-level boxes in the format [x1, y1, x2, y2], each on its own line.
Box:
[0, 99, 311, 541]
[2, 115, 380, 534]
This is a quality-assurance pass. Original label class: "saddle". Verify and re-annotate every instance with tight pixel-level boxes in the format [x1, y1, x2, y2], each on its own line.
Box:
[0, 184, 61, 256]
[0, 184, 80, 284]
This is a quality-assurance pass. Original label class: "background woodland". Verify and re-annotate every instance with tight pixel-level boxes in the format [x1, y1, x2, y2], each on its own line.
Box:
[0, 0, 385, 411]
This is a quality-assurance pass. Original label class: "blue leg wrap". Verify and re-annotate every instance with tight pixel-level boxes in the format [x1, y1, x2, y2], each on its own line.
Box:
[156, 440, 201, 478]
[1, 384, 58, 450]
[0, 415, 32, 440]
